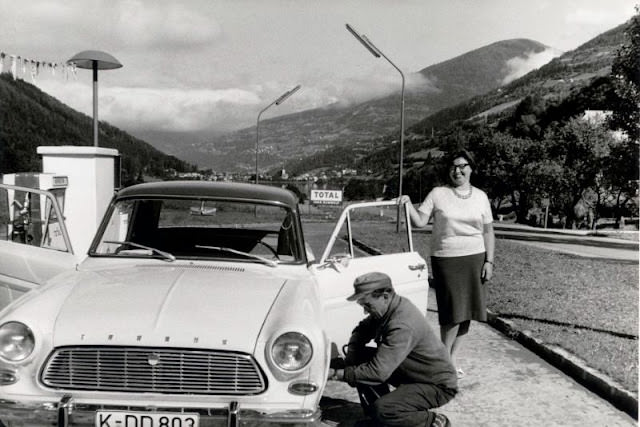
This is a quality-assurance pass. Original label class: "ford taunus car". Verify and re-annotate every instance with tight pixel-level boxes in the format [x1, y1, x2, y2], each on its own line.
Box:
[0, 181, 428, 427]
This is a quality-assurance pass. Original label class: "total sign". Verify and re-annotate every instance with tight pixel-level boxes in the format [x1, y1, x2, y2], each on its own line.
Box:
[310, 189, 343, 205]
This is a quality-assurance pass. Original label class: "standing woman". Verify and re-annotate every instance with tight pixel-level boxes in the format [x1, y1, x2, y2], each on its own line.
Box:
[400, 149, 495, 377]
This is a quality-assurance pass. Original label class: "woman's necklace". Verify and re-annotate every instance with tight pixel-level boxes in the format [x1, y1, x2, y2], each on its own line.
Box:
[452, 186, 472, 199]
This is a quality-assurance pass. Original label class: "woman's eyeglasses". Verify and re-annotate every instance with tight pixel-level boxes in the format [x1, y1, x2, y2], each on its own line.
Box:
[450, 163, 469, 172]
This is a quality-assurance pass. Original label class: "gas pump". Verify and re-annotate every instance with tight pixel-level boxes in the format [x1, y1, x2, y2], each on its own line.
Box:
[11, 191, 31, 244]
[1, 173, 68, 248]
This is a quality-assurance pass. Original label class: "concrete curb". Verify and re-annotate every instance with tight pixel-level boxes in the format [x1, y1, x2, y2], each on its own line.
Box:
[487, 311, 638, 419]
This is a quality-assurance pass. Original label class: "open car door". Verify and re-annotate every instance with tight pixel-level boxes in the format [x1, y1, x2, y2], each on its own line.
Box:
[0, 184, 76, 310]
[311, 200, 429, 357]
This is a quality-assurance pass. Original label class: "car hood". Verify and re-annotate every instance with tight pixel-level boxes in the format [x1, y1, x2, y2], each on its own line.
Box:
[52, 264, 286, 353]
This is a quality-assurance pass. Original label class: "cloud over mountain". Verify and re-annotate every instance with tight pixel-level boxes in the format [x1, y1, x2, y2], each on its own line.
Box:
[502, 47, 564, 84]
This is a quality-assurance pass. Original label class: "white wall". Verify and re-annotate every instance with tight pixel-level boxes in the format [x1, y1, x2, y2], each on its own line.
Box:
[37, 146, 119, 258]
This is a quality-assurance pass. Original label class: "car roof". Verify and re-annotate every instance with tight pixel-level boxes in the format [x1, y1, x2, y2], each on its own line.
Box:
[116, 181, 299, 209]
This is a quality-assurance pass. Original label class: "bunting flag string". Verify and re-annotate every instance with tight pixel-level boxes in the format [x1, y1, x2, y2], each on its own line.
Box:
[0, 51, 77, 84]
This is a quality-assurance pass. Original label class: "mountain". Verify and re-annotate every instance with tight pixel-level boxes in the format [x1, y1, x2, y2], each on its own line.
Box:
[0, 74, 195, 185]
[187, 39, 549, 172]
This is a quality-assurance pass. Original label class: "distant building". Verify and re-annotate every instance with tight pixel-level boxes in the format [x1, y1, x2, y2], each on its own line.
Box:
[177, 172, 204, 180]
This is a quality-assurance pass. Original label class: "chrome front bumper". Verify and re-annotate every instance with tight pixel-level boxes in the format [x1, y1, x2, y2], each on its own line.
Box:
[0, 396, 321, 426]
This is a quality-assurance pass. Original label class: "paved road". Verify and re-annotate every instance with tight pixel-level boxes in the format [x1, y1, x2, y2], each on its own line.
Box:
[428, 222, 639, 262]
[303, 220, 639, 262]
[303, 221, 638, 426]
[512, 239, 637, 262]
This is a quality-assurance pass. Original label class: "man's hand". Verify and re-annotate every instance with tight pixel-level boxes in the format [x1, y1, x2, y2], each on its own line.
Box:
[327, 368, 336, 380]
[327, 368, 344, 381]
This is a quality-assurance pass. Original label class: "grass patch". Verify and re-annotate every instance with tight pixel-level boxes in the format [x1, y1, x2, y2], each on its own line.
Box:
[492, 240, 638, 337]
[349, 222, 639, 394]
[509, 318, 638, 392]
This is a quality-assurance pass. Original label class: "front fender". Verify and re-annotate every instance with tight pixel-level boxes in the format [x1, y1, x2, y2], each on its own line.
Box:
[254, 276, 329, 398]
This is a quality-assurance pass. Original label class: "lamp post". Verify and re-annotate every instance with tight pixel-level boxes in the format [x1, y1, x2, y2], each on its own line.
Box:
[67, 50, 122, 147]
[255, 84, 301, 185]
[346, 24, 405, 231]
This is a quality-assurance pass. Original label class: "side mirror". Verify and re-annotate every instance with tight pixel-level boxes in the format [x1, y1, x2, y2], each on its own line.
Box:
[324, 253, 351, 271]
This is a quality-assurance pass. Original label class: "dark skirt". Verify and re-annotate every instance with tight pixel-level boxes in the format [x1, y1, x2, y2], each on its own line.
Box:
[431, 253, 487, 325]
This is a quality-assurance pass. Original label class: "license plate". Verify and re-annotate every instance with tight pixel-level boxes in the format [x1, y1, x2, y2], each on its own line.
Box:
[96, 411, 199, 427]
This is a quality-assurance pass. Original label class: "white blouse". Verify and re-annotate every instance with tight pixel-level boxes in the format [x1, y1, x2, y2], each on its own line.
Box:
[418, 186, 493, 257]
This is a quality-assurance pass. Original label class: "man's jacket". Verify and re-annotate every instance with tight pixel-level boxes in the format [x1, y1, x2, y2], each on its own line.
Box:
[344, 294, 458, 391]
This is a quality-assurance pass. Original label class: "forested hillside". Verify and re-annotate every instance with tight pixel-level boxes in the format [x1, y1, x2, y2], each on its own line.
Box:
[0, 74, 195, 185]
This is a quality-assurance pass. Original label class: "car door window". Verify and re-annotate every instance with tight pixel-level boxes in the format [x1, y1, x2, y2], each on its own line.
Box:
[324, 204, 412, 261]
[0, 185, 72, 253]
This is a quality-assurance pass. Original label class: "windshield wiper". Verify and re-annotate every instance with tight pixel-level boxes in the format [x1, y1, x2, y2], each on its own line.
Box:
[105, 240, 176, 262]
[195, 245, 277, 267]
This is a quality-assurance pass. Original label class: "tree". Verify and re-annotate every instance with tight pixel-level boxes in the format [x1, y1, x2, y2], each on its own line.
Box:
[344, 178, 383, 201]
[608, 6, 640, 143]
[543, 118, 617, 227]
[520, 159, 566, 225]
[605, 6, 640, 224]
[402, 162, 441, 202]
[510, 95, 546, 139]
[471, 130, 543, 222]
[284, 184, 307, 203]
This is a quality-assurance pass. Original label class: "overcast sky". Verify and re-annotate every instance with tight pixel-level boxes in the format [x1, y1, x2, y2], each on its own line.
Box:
[1, 0, 637, 136]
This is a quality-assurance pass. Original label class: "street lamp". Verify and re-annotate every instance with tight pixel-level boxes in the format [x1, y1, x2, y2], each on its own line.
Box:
[67, 50, 123, 147]
[346, 24, 406, 231]
[255, 84, 301, 185]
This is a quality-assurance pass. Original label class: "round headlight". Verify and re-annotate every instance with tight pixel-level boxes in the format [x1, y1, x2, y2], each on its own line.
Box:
[271, 332, 313, 371]
[0, 322, 35, 362]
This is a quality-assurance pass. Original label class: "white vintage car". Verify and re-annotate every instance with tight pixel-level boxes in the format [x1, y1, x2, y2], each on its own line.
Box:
[0, 181, 428, 427]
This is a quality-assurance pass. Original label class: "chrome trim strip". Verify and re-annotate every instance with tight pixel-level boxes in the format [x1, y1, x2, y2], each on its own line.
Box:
[0, 399, 321, 425]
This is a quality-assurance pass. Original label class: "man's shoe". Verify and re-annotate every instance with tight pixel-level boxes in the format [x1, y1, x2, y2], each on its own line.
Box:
[431, 412, 451, 427]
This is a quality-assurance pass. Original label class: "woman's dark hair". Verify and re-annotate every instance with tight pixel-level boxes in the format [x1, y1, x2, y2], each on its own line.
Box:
[443, 148, 476, 170]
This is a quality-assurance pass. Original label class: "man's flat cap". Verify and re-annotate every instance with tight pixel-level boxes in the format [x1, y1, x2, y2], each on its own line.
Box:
[346, 272, 392, 301]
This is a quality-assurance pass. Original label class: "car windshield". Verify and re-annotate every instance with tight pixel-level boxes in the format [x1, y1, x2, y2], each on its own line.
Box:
[91, 197, 303, 264]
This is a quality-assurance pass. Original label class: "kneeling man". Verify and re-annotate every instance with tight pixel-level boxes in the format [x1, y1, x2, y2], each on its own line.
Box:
[329, 272, 457, 427]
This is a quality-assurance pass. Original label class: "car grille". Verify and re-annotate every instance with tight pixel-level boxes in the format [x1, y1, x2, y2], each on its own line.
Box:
[41, 346, 266, 395]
